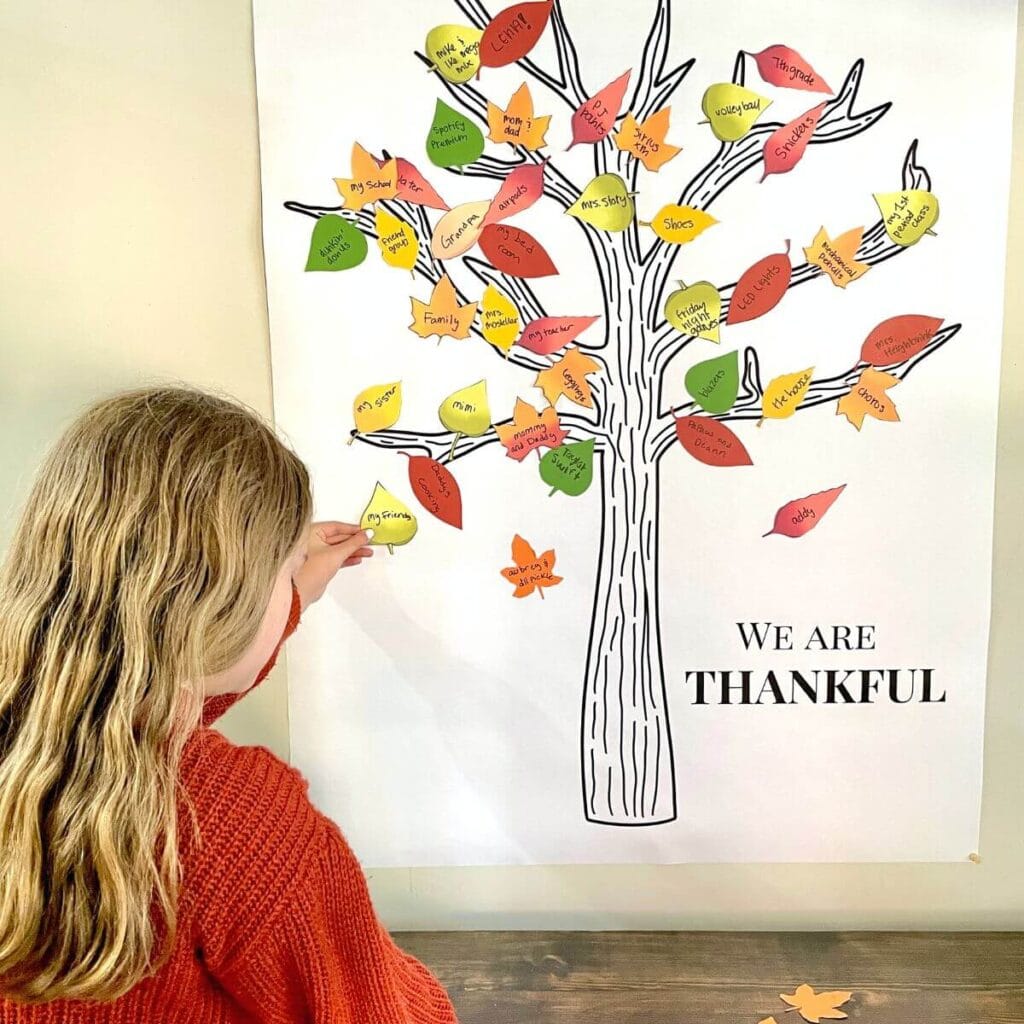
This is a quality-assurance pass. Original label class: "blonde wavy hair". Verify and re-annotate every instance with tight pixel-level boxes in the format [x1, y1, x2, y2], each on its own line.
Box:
[0, 386, 310, 1003]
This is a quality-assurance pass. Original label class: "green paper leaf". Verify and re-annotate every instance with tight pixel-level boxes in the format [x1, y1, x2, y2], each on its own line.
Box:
[684, 350, 740, 413]
[539, 438, 595, 497]
[426, 98, 485, 170]
[305, 214, 368, 272]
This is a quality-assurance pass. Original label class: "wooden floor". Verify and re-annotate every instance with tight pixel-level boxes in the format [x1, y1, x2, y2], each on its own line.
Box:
[396, 931, 1024, 1024]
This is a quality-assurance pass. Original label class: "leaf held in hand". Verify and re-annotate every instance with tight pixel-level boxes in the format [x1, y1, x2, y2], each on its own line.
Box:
[500, 534, 563, 599]
[804, 226, 870, 288]
[519, 315, 600, 356]
[539, 438, 595, 497]
[535, 348, 602, 408]
[426, 99, 485, 170]
[479, 223, 558, 278]
[495, 398, 567, 461]
[480, 1, 553, 68]
[759, 102, 827, 182]
[352, 381, 401, 437]
[859, 314, 944, 365]
[406, 454, 462, 529]
[837, 368, 900, 430]
[727, 242, 793, 324]
[409, 274, 478, 341]
[764, 486, 846, 539]
[779, 983, 853, 1022]
[360, 482, 418, 554]
[684, 351, 739, 414]
[674, 416, 752, 467]
[487, 83, 551, 149]
[570, 71, 631, 147]
[613, 108, 681, 171]
[305, 214, 368, 272]
[749, 44, 832, 93]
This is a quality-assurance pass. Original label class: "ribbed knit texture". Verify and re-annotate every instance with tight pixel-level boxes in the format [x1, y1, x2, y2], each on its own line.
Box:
[0, 585, 458, 1023]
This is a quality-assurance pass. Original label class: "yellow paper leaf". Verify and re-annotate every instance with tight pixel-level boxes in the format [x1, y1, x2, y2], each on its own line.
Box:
[762, 367, 814, 420]
[836, 368, 900, 430]
[352, 381, 402, 437]
[613, 108, 681, 172]
[873, 189, 939, 247]
[430, 200, 490, 260]
[439, 380, 491, 437]
[701, 82, 772, 141]
[663, 280, 722, 342]
[424, 24, 482, 84]
[334, 143, 398, 211]
[779, 984, 852, 1023]
[567, 174, 635, 232]
[487, 83, 550, 150]
[374, 208, 419, 271]
[359, 482, 418, 554]
[803, 226, 871, 288]
[535, 347, 602, 409]
[641, 204, 717, 245]
[480, 284, 520, 353]
[409, 274, 478, 341]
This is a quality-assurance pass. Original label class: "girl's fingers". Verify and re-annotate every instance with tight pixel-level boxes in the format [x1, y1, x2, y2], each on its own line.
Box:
[326, 530, 374, 566]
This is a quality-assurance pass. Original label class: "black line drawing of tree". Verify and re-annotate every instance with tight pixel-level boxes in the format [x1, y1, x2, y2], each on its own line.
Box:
[285, 0, 960, 826]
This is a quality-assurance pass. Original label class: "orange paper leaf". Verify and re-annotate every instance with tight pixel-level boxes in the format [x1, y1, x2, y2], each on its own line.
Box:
[613, 108, 681, 172]
[535, 348, 601, 409]
[836, 368, 900, 430]
[409, 274, 477, 341]
[859, 314, 944, 365]
[779, 984, 852, 1023]
[487, 83, 551, 150]
[500, 534, 563, 599]
[494, 398, 567, 461]
[483, 161, 546, 226]
[334, 143, 398, 211]
[803, 227, 871, 288]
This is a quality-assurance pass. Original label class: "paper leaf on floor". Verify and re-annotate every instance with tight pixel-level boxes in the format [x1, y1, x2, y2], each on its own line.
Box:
[859, 314, 944, 365]
[426, 99, 485, 170]
[480, 1, 553, 67]
[334, 143, 398, 211]
[479, 224, 558, 277]
[500, 534, 563, 599]
[700, 82, 772, 141]
[759, 102, 827, 182]
[484, 161, 546, 226]
[613, 108, 681, 171]
[424, 24, 482, 83]
[360, 482, 418, 554]
[535, 348, 601, 408]
[519, 315, 600, 355]
[779, 983, 853, 1022]
[409, 274, 478, 341]
[352, 381, 402, 438]
[764, 487, 846, 539]
[305, 214, 368, 272]
[664, 281, 722, 342]
[874, 189, 940, 246]
[430, 200, 490, 260]
[487, 83, 551, 149]
[804, 227, 870, 288]
[406, 454, 462, 529]
[569, 70, 632, 147]
[727, 241, 793, 324]
[762, 368, 814, 421]
[539, 438, 595, 496]
[567, 174, 635, 232]
[748, 45, 832, 93]
[391, 157, 449, 210]
[674, 416, 753, 467]
[495, 398, 567, 461]
[758, 1018, 779, 1024]
[640, 204, 717, 245]
[439, 380, 491, 439]
[481, 284, 520, 353]
[374, 208, 419, 271]
[837, 368, 901, 430]
[685, 350, 739, 414]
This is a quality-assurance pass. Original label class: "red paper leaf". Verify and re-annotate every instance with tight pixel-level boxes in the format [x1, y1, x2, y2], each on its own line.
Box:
[480, 0, 553, 68]
[479, 223, 558, 278]
[759, 102, 827, 182]
[674, 416, 753, 467]
[749, 44, 832, 94]
[859, 314, 944, 366]
[763, 485, 846, 538]
[569, 70, 632, 148]
[727, 241, 793, 324]
[483, 161, 546, 226]
[406, 454, 463, 529]
[519, 315, 599, 355]
[394, 158, 449, 210]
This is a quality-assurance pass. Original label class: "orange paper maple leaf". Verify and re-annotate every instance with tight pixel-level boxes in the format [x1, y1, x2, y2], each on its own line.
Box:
[803, 226, 871, 288]
[613, 108, 681, 171]
[494, 398, 567, 461]
[837, 367, 901, 430]
[500, 534, 563, 599]
[487, 83, 551, 150]
[334, 142, 398, 211]
[780, 984, 852, 1023]
[409, 274, 478, 341]
[534, 347, 602, 409]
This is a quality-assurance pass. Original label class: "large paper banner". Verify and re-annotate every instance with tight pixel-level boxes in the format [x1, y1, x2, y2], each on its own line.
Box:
[254, 0, 1018, 865]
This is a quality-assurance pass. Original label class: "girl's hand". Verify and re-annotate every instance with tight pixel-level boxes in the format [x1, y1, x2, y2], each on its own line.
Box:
[294, 521, 374, 610]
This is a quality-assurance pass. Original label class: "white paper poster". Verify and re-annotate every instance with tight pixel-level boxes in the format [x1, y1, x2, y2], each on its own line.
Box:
[253, 0, 1017, 866]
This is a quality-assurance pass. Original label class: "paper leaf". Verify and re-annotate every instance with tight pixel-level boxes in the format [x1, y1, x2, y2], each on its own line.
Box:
[762, 367, 814, 421]
[613, 108, 681, 171]
[487, 83, 551, 149]
[334, 143, 398, 211]
[519, 315, 600, 356]
[674, 416, 752, 467]
[425, 24, 482, 83]
[567, 174, 635, 232]
[749, 45, 832, 93]
[727, 241, 793, 324]
[352, 381, 402, 437]
[873, 189, 940, 246]
[409, 274, 478, 341]
[859, 314, 944, 365]
[640, 204, 717, 245]
[804, 227, 870, 288]
[700, 82, 772, 142]
[779, 983, 853, 1022]
[481, 284, 520, 353]
[837, 368, 901, 430]
[764, 486, 846, 539]
[426, 99, 485, 170]
[360, 482, 418, 554]
[393, 157, 449, 210]
[479, 223, 558, 277]
[430, 200, 490, 260]
[480, 0, 553, 68]
[495, 398, 567, 461]
[539, 438, 595, 497]
[439, 380, 491, 437]
[374, 208, 419, 271]
[569, 70, 632, 147]
[500, 533, 563, 599]
[664, 281, 722, 342]
[305, 214, 368, 272]
[759, 1018, 779, 1024]
[483, 161, 546, 226]
[406, 454, 462, 529]
[684, 351, 739, 414]
[535, 348, 601, 408]
[759, 102, 827, 182]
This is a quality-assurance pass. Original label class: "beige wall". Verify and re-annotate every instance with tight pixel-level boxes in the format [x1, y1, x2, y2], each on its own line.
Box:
[1, 0, 1021, 929]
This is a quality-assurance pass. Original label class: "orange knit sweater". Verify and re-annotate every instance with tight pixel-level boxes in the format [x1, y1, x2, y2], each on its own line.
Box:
[0, 585, 458, 1023]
